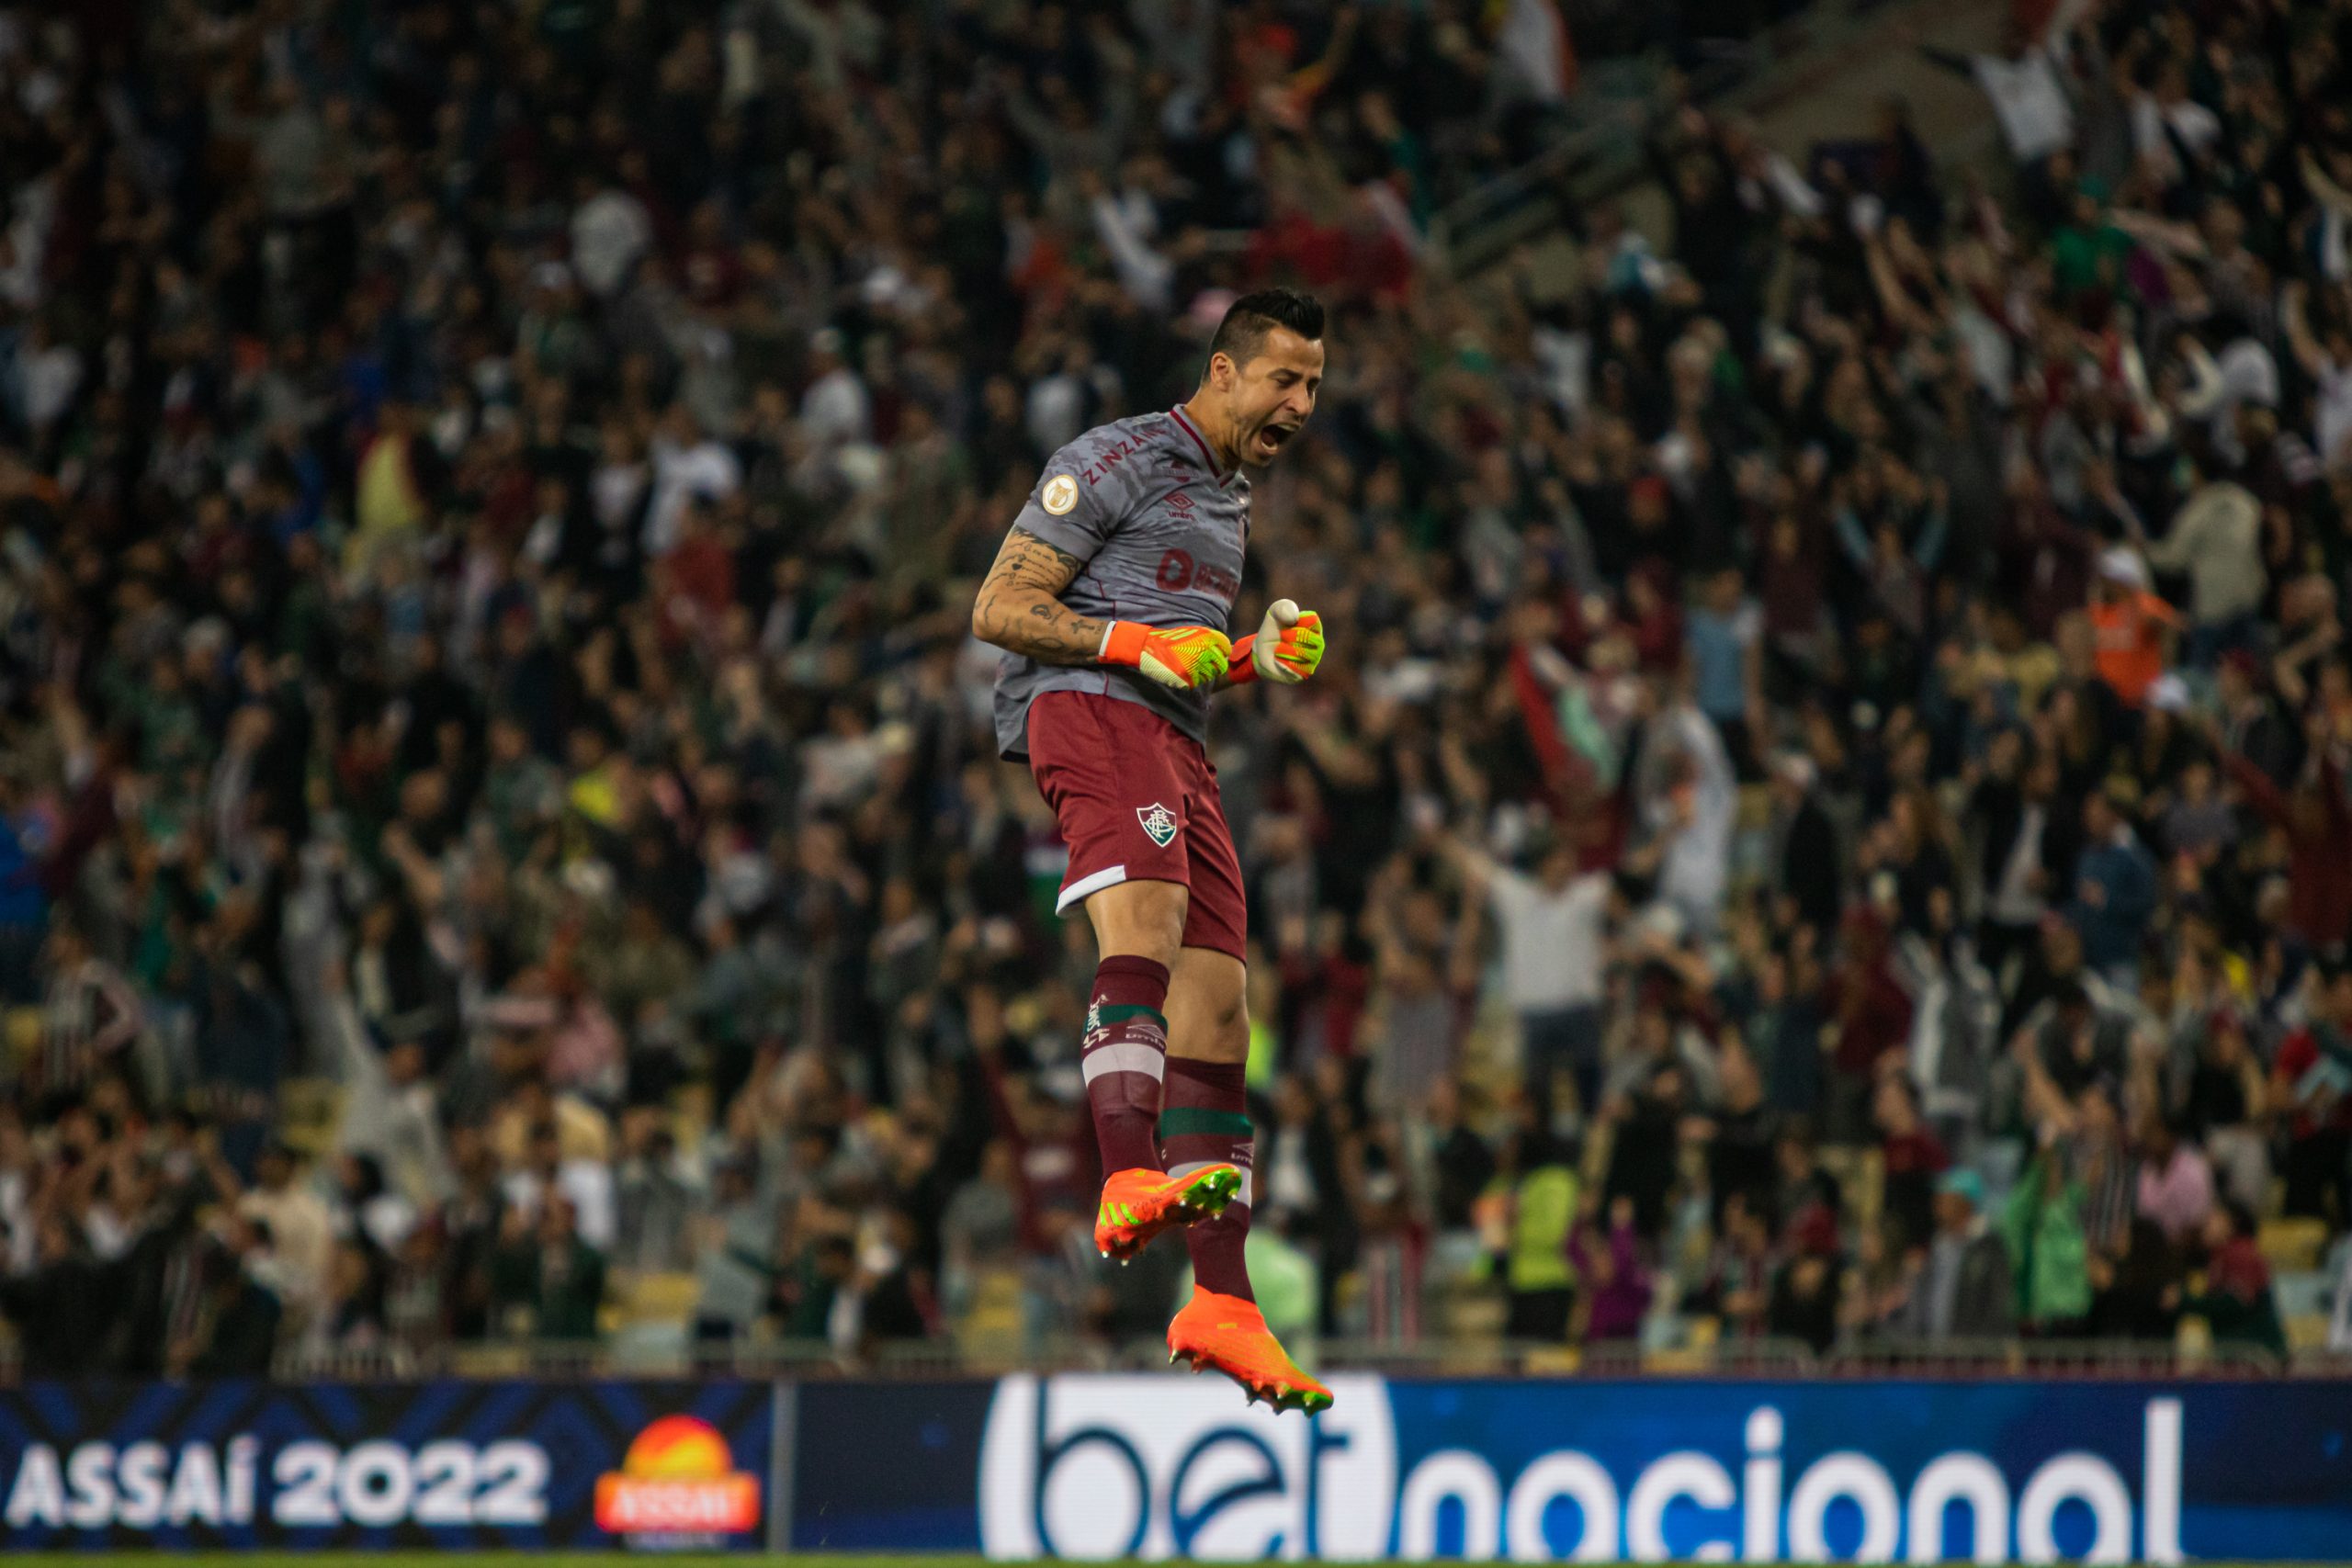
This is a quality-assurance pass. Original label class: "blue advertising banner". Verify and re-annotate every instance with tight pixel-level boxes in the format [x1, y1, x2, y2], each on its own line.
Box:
[789, 1381, 997, 1551]
[11, 1372, 2349, 1558]
[790, 1373, 2352, 1562]
[0, 1380, 776, 1551]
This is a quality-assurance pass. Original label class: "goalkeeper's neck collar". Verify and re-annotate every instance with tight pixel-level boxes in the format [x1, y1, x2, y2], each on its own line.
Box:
[1170, 405, 1237, 487]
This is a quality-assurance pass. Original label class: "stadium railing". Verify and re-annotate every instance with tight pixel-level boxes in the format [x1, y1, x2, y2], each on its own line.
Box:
[3, 1334, 2337, 1384]
[145, 1336, 2331, 1382]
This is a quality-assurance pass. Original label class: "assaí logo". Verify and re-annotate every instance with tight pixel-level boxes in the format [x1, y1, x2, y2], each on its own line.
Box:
[594, 1416, 760, 1541]
[976, 1376, 2188, 1563]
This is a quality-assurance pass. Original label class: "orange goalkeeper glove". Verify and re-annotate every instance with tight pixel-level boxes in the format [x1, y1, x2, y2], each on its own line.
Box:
[1227, 599, 1325, 685]
[1100, 620, 1233, 690]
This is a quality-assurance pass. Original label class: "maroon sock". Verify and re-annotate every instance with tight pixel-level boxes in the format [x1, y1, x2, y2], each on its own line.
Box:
[1160, 1056, 1254, 1301]
[1083, 955, 1171, 1175]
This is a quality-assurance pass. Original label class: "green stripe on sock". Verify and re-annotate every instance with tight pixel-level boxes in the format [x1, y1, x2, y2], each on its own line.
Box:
[1158, 1107, 1253, 1138]
[1092, 1003, 1167, 1027]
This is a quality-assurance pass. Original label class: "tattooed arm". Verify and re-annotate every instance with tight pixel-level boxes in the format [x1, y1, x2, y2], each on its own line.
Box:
[971, 527, 1105, 665]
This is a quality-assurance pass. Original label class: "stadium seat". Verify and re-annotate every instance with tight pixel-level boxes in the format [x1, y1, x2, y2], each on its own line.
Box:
[2259, 1217, 2330, 1273]
[617, 1271, 703, 1327]
[2284, 1314, 2333, 1353]
[953, 1268, 1026, 1366]
[609, 1318, 691, 1367]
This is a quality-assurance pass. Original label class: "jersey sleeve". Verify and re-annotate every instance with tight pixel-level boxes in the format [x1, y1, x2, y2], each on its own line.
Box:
[1011, 443, 1120, 564]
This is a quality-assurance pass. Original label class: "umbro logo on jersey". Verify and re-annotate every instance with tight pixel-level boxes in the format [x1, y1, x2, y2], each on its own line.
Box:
[1136, 803, 1178, 848]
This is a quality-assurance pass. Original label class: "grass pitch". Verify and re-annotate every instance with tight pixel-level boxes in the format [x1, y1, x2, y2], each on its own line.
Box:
[31, 1559, 2326, 1567]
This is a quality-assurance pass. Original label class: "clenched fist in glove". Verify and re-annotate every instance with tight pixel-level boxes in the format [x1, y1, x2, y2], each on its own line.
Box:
[1227, 599, 1326, 685]
[1100, 620, 1233, 690]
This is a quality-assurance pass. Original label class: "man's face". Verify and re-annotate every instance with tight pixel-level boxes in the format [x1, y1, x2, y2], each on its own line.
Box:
[1218, 327, 1324, 467]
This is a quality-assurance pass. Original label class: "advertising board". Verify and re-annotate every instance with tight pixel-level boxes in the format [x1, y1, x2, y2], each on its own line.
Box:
[801, 1375, 2352, 1562]
[14, 1372, 2352, 1560]
[0, 1379, 776, 1551]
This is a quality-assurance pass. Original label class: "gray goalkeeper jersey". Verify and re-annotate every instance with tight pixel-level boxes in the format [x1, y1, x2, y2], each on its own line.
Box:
[990, 407, 1251, 760]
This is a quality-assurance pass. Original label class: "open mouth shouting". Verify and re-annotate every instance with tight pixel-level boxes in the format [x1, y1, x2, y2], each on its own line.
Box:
[1250, 420, 1300, 461]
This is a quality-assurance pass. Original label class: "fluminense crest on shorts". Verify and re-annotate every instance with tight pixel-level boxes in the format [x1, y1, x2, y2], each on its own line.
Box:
[1136, 802, 1178, 847]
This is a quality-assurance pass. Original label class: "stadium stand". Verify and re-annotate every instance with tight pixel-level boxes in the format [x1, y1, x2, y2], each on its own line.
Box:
[2, 0, 2352, 1382]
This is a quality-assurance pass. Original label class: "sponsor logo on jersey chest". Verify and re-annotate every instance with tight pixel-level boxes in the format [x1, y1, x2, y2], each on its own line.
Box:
[1156, 548, 1239, 602]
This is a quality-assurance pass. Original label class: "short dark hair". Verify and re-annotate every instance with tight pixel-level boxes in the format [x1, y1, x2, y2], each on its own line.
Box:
[1205, 288, 1325, 376]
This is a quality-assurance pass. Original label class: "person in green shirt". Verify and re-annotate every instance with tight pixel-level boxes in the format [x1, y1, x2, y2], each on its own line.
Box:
[1492, 1128, 1579, 1341]
[490, 1194, 607, 1341]
[783, 1233, 857, 1343]
[2049, 183, 2138, 303]
[2002, 1145, 2093, 1331]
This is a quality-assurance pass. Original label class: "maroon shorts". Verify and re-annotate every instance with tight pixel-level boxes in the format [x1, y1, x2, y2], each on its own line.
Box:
[1024, 690, 1247, 961]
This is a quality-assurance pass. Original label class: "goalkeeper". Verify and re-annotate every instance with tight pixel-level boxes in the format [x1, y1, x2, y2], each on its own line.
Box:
[972, 288, 1331, 1414]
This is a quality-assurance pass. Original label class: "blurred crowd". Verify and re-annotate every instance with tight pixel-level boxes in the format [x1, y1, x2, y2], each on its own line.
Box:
[4, 0, 2352, 1377]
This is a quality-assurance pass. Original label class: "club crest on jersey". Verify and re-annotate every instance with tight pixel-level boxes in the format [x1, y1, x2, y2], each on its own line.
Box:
[1136, 803, 1178, 848]
[1041, 474, 1079, 515]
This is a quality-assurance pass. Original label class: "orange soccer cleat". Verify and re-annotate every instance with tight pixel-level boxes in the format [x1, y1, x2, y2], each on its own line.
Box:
[1166, 1287, 1334, 1415]
[1093, 1164, 1242, 1263]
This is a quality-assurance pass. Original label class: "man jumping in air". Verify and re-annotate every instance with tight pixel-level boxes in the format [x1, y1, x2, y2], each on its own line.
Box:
[972, 288, 1332, 1414]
